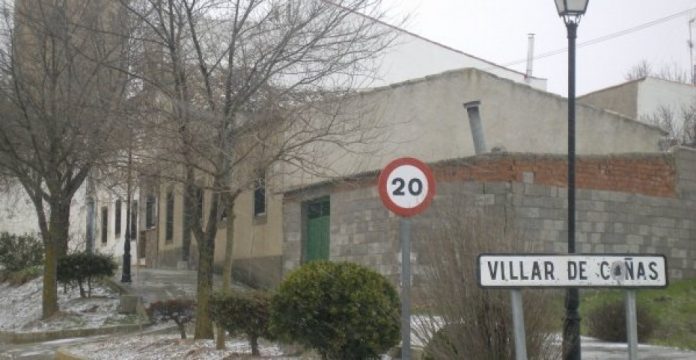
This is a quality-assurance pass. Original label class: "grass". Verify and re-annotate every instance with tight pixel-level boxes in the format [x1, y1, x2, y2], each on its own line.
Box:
[579, 278, 696, 350]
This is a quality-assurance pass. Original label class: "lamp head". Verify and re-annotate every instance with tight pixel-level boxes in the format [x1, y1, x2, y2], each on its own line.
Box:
[555, 0, 589, 24]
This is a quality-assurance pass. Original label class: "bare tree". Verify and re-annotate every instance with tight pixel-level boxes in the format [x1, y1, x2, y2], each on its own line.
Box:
[626, 60, 691, 83]
[119, 0, 395, 338]
[624, 61, 695, 148]
[415, 206, 559, 360]
[643, 103, 696, 149]
[0, 0, 129, 318]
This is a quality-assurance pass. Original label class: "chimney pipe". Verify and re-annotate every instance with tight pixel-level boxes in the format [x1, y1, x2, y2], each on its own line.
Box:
[463, 101, 487, 155]
[525, 33, 535, 83]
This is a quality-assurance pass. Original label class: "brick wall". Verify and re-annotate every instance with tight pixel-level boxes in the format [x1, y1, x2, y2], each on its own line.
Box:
[433, 153, 676, 198]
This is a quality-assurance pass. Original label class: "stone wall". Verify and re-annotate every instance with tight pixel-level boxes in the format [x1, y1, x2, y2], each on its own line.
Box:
[282, 148, 696, 287]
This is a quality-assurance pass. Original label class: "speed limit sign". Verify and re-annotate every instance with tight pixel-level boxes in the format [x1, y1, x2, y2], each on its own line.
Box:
[378, 157, 436, 217]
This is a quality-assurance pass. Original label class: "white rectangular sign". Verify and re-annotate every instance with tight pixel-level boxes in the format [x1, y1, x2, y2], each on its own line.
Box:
[478, 254, 667, 288]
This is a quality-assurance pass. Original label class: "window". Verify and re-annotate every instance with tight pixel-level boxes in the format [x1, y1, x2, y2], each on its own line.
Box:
[101, 206, 108, 244]
[130, 200, 138, 239]
[165, 191, 174, 242]
[115, 199, 122, 236]
[145, 195, 156, 228]
[253, 177, 266, 217]
[86, 197, 95, 244]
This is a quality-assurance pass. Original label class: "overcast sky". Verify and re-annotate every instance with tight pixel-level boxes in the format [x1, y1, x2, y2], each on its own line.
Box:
[380, 0, 696, 96]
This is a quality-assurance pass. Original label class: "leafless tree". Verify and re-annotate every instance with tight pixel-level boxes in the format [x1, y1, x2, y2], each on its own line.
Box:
[643, 103, 696, 149]
[624, 61, 695, 148]
[414, 205, 559, 360]
[625, 60, 691, 83]
[0, 0, 130, 318]
[119, 0, 395, 339]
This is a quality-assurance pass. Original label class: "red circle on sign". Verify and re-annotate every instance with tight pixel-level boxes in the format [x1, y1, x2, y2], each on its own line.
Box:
[378, 157, 436, 217]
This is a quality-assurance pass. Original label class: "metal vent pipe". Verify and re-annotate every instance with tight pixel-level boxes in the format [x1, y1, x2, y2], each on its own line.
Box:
[526, 33, 536, 83]
[463, 100, 487, 155]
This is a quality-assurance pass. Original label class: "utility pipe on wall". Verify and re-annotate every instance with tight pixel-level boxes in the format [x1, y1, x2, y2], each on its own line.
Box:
[463, 100, 487, 155]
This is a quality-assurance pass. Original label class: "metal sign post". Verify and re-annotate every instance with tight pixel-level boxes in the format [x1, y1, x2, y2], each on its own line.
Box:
[400, 218, 412, 360]
[378, 157, 436, 360]
[510, 289, 528, 360]
[625, 290, 638, 360]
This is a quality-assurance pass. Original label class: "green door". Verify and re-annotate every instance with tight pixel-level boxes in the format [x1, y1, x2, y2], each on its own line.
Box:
[305, 197, 330, 262]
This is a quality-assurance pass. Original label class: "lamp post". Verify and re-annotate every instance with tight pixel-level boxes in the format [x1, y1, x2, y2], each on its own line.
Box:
[555, 1, 588, 360]
[121, 145, 133, 283]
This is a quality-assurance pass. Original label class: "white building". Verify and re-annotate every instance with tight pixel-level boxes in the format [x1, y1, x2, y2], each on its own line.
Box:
[579, 77, 696, 125]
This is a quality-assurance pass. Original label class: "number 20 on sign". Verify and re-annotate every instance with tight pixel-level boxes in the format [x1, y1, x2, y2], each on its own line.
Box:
[378, 157, 436, 217]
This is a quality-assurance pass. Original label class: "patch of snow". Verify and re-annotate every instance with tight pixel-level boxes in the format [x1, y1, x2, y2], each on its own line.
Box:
[0, 277, 130, 332]
[68, 333, 298, 360]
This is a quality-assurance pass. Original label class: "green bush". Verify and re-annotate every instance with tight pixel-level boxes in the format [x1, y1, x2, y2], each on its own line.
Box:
[269, 261, 400, 360]
[0, 232, 43, 272]
[211, 290, 272, 356]
[148, 299, 196, 339]
[57, 252, 116, 297]
[587, 299, 657, 342]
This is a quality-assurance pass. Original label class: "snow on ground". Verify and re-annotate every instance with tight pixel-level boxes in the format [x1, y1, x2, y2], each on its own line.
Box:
[0, 277, 131, 332]
[68, 333, 300, 360]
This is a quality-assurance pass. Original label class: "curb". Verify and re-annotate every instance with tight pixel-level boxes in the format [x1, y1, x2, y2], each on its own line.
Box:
[101, 276, 132, 295]
[103, 276, 151, 323]
[0, 323, 144, 345]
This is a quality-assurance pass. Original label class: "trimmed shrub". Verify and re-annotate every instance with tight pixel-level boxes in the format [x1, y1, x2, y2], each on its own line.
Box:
[211, 290, 272, 355]
[148, 299, 196, 339]
[57, 253, 117, 297]
[269, 261, 400, 360]
[0, 232, 43, 272]
[587, 299, 657, 342]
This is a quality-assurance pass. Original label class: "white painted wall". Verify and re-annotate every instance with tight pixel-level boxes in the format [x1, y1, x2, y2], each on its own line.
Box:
[0, 181, 138, 264]
[637, 78, 696, 120]
[0, 184, 88, 252]
[579, 77, 696, 127]
[369, 27, 547, 90]
[90, 186, 140, 263]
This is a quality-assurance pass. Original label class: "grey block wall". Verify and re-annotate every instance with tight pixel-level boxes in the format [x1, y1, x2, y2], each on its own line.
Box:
[282, 148, 696, 286]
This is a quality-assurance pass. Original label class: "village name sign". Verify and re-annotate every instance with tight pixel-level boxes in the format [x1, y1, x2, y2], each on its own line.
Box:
[478, 254, 667, 288]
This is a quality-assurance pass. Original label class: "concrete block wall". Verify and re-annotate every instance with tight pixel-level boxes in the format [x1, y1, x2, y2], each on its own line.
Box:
[675, 147, 696, 199]
[282, 150, 696, 287]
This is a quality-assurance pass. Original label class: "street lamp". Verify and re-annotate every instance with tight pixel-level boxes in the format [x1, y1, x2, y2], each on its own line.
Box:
[555, 1, 588, 360]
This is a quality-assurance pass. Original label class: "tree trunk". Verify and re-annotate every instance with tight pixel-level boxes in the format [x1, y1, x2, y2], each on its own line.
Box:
[55, 203, 70, 258]
[194, 230, 215, 339]
[250, 335, 260, 356]
[182, 166, 195, 263]
[78, 280, 86, 298]
[177, 322, 187, 339]
[221, 195, 236, 293]
[42, 240, 59, 319]
[42, 199, 71, 319]
[215, 323, 225, 350]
